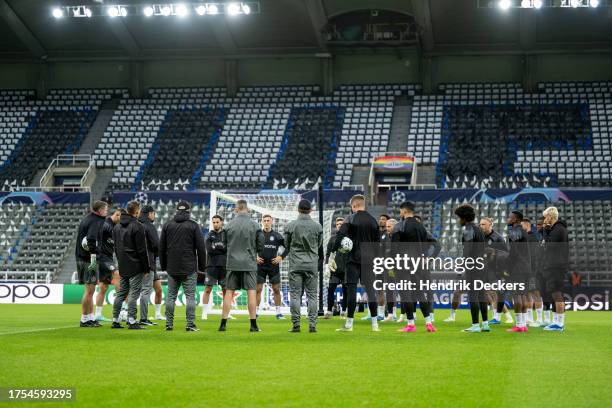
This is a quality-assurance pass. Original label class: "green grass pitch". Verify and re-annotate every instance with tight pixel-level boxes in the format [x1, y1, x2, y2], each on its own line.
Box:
[1, 305, 611, 408]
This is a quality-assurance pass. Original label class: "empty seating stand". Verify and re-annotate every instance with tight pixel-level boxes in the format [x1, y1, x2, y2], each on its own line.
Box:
[408, 81, 612, 188]
[266, 107, 344, 190]
[135, 107, 225, 191]
[0, 109, 97, 188]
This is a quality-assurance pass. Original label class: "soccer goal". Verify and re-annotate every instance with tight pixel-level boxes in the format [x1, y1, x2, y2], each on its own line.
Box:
[208, 190, 337, 314]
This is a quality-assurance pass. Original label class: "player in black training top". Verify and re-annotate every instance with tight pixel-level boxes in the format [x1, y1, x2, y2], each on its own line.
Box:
[93, 207, 123, 322]
[392, 202, 436, 333]
[75, 200, 108, 328]
[506, 210, 532, 333]
[333, 194, 381, 332]
[454, 204, 489, 333]
[256, 215, 288, 319]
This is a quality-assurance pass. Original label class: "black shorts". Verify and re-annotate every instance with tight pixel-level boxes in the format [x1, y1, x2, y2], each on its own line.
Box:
[77, 260, 97, 285]
[205, 268, 226, 287]
[97, 258, 117, 285]
[328, 274, 343, 286]
[545, 275, 565, 294]
[257, 267, 280, 285]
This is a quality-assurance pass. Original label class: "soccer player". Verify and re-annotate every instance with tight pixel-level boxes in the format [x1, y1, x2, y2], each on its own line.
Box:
[522, 218, 544, 327]
[378, 214, 389, 236]
[159, 201, 206, 332]
[542, 206, 569, 332]
[334, 194, 381, 332]
[94, 207, 122, 322]
[285, 199, 323, 333]
[219, 200, 264, 332]
[416, 214, 441, 322]
[536, 216, 553, 325]
[111, 201, 149, 330]
[325, 217, 348, 319]
[382, 218, 398, 322]
[454, 204, 489, 333]
[75, 200, 108, 327]
[256, 215, 288, 319]
[138, 205, 164, 325]
[202, 215, 226, 320]
[479, 217, 513, 325]
[505, 210, 532, 333]
[392, 202, 436, 333]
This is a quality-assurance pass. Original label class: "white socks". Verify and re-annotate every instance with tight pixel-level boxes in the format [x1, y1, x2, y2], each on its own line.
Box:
[425, 316, 432, 324]
[81, 314, 88, 323]
[494, 311, 501, 321]
[155, 304, 162, 315]
[276, 306, 281, 314]
[544, 310, 551, 322]
[346, 318, 354, 328]
[505, 312, 513, 321]
[202, 303, 209, 314]
[95, 306, 103, 317]
[377, 306, 384, 318]
[554, 313, 565, 327]
[408, 319, 415, 326]
[536, 307, 543, 322]
[450, 309, 456, 319]
[526, 309, 533, 323]
[516, 313, 524, 328]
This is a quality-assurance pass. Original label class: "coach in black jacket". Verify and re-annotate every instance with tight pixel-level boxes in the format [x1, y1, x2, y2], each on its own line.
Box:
[112, 201, 149, 329]
[138, 205, 163, 325]
[542, 206, 569, 330]
[159, 201, 206, 331]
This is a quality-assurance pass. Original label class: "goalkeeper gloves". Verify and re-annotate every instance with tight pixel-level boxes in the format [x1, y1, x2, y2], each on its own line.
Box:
[328, 252, 337, 272]
[88, 254, 97, 273]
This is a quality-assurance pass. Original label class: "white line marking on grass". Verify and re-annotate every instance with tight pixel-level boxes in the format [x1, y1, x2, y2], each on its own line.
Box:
[0, 325, 77, 336]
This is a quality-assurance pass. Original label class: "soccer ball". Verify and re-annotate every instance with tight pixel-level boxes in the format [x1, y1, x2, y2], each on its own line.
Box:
[391, 191, 406, 205]
[81, 236, 89, 251]
[338, 237, 353, 254]
[134, 192, 148, 204]
[119, 310, 128, 322]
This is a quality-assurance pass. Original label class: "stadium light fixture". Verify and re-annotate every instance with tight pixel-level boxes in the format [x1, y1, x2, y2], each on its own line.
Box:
[570, 0, 581, 7]
[195, 5, 207, 15]
[533, 0, 543, 8]
[499, 0, 512, 10]
[241, 3, 251, 14]
[227, 2, 240, 15]
[52, 7, 64, 18]
[521, 0, 530, 7]
[175, 4, 189, 17]
[589, 0, 599, 7]
[143, 6, 154, 17]
[207, 4, 219, 14]
[161, 5, 172, 16]
[84, 7, 93, 18]
[107, 6, 120, 17]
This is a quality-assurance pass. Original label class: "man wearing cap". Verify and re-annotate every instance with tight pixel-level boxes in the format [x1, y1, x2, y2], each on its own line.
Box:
[219, 199, 264, 332]
[284, 199, 323, 333]
[138, 204, 165, 325]
[159, 200, 207, 332]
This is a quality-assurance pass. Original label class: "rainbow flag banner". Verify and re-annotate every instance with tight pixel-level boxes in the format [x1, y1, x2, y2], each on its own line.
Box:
[372, 155, 414, 172]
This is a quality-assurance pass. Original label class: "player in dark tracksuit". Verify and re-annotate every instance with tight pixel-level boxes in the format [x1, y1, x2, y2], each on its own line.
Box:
[256, 215, 289, 319]
[93, 207, 122, 322]
[454, 204, 489, 333]
[324, 217, 348, 318]
[392, 202, 436, 333]
[202, 215, 226, 320]
[522, 218, 544, 326]
[505, 210, 532, 333]
[75, 200, 108, 327]
[479, 217, 511, 325]
[333, 195, 381, 332]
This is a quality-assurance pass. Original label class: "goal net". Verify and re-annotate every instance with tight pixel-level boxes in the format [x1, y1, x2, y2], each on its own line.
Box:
[208, 190, 336, 314]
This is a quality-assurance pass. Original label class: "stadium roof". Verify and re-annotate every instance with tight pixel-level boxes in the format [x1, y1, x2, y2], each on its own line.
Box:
[0, 0, 611, 62]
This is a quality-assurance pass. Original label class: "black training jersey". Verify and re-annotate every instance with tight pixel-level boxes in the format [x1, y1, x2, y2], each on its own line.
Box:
[75, 212, 105, 262]
[334, 210, 380, 265]
[507, 225, 532, 276]
[258, 229, 287, 271]
[98, 217, 116, 261]
[461, 222, 486, 260]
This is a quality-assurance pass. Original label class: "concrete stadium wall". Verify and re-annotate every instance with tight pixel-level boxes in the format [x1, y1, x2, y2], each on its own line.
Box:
[0, 52, 611, 94]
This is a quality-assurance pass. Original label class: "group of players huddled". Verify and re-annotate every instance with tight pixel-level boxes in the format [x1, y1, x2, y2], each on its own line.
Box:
[74, 193, 569, 333]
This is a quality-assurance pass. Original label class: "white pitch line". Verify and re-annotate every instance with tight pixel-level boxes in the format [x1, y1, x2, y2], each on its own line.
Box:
[0, 325, 77, 336]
